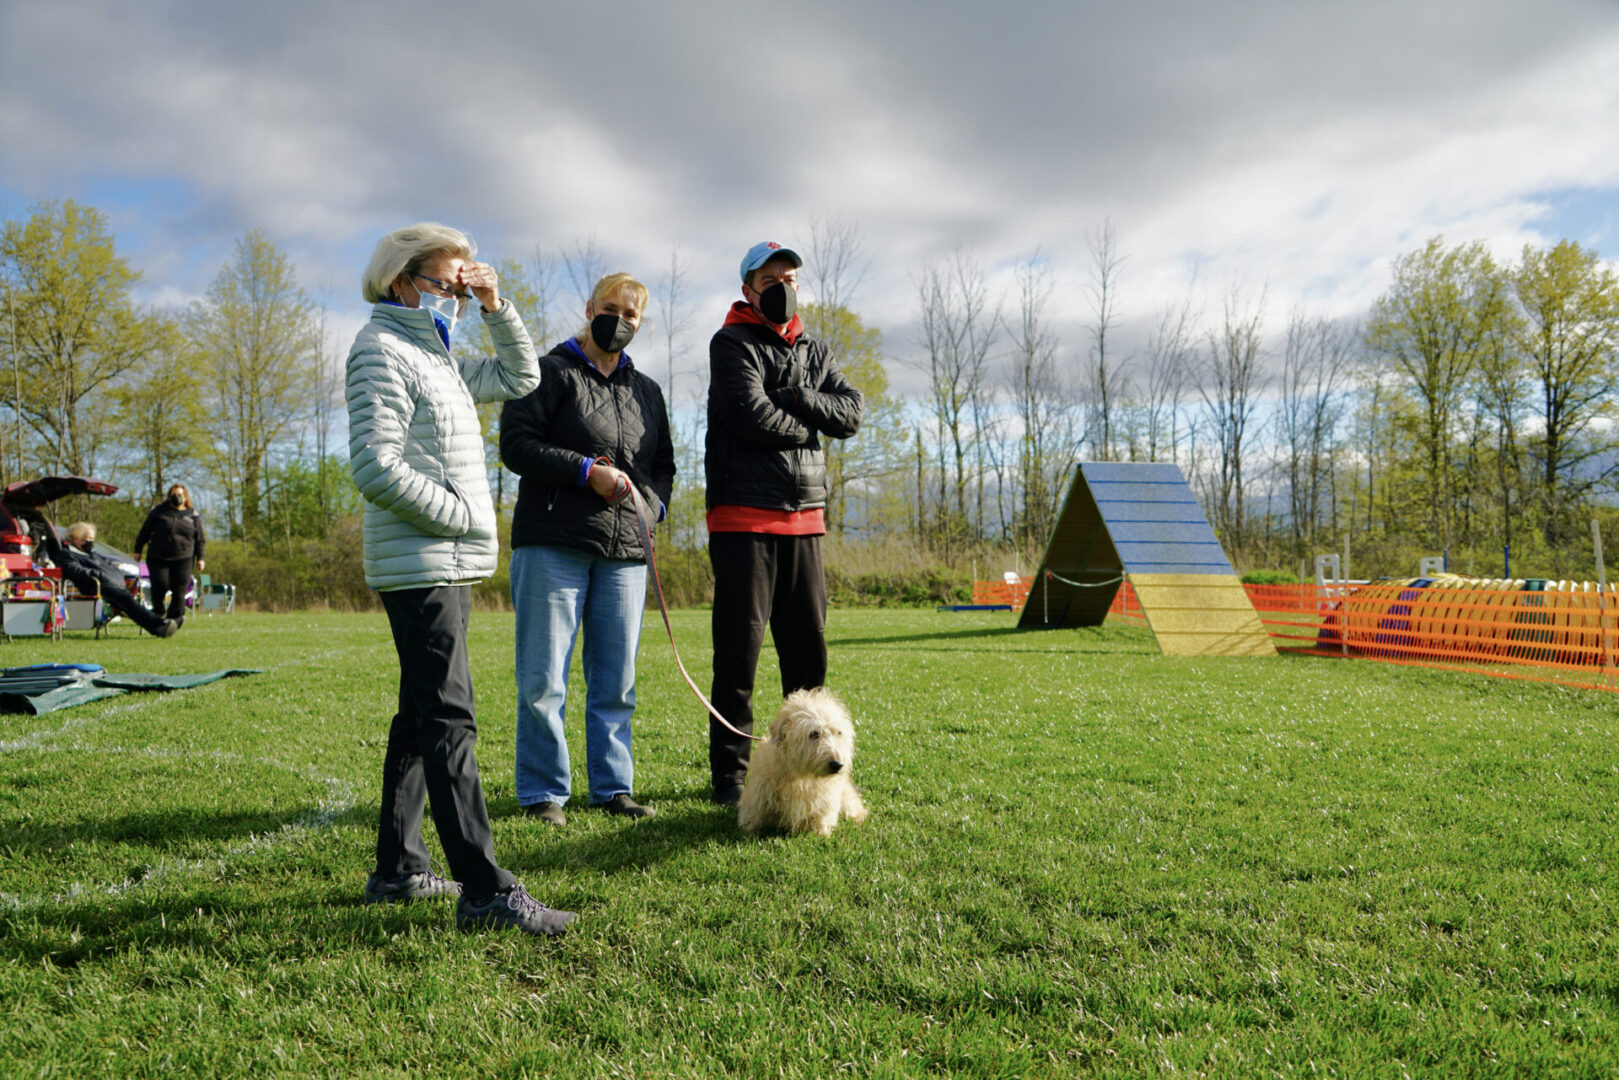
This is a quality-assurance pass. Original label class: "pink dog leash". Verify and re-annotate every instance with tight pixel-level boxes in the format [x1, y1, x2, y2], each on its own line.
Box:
[605, 463, 764, 743]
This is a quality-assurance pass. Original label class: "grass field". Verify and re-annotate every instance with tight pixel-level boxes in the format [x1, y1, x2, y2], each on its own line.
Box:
[1, 609, 1616, 1078]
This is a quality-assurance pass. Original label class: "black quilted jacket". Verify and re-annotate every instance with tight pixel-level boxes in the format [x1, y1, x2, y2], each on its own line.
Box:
[704, 317, 864, 511]
[133, 503, 206, 561]
[500, 340, 675, 561]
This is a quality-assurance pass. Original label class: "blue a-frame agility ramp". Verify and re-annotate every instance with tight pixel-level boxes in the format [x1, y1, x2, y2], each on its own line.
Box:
[1018, 462, 1274, 657]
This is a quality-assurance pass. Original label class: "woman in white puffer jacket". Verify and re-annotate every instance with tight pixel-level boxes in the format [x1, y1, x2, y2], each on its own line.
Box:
[345, 222, 574, 937]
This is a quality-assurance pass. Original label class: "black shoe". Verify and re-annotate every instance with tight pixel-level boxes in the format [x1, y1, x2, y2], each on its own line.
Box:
[457, 883, 576, 937]
[364, 869, 461, 905]
[523, 801, 566, 826]
[711, 785, 742, 808]
[594, 793, 655, 819]
[153, 619, 179, 638]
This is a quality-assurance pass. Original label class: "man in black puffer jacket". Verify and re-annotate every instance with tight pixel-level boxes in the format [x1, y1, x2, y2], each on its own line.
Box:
[704, 242, 864, 806]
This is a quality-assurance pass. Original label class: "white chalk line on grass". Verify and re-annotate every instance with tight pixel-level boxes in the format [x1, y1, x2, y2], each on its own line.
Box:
[0, 747, 359, 913]
[0, 641, 374, 912]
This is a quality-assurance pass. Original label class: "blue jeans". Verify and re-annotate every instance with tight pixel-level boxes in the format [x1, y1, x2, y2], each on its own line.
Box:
[512, 544, 647, 807]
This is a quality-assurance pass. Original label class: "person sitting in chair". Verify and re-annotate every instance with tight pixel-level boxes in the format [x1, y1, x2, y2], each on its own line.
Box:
[40, 523, 178, 638]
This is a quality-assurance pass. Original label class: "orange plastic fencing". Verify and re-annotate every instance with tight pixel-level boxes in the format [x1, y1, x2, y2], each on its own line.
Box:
[972, 578, 1032, 608]
[1244, 580, 1619, 693]
[974, 575, 1618, 692]
[1107, 579, 1147, 623]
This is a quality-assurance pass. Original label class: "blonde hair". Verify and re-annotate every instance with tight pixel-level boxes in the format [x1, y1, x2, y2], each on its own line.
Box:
[361, 222, 476, 303]
[165, 484, 193, 510]
[576, 272, 651, 339]
[67, 522, 95, 545]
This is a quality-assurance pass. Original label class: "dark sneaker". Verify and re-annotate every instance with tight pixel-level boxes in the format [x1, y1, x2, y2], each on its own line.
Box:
[153, 619, 179, 638]
[523, 801, 566, 826]
[364, 869, 462, 905]
[457, 883, 576, 937]
[711, 785, 742, 808]
[594, 793, 656, 818]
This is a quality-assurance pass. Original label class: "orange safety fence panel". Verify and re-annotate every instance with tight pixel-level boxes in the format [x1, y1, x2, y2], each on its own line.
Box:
[1242, 579, 1619, 693]
[972, 578, 1032, 608]
[1106, 579, 1148, 623]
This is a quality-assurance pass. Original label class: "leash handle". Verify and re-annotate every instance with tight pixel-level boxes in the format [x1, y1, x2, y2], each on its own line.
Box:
[624, 482, 763, 743]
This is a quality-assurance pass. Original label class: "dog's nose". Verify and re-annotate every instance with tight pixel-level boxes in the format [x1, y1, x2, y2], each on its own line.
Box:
[826, 760, 843, 774]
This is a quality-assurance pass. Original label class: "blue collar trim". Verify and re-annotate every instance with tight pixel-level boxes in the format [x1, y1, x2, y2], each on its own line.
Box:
[565, 336, 630, 371]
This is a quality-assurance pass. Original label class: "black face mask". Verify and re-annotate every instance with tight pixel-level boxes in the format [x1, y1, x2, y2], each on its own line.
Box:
[80, 540, 95, 554]
[589, 313, 636, 354]
[754, 281, 797, 325]
[169, 493, 184, 507]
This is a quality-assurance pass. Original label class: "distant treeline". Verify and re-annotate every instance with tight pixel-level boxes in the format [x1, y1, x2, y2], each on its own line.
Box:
[3, 202, 1616, 609]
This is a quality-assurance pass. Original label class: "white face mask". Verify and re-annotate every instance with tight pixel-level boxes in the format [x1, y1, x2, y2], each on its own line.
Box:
[417, 288, 458, 337]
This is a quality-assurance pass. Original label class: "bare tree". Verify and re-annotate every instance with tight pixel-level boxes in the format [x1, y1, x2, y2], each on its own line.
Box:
[309, 301, 344, 532]
[560, 237, 607, 312]
[655, 242, 693, 402]
[802, 221, 907, 536]
[1143, 289, 1199, 464]
[1083, 219, 1129, 461]
[804, 217, 868, 312]
[1009, 253, 1065, 551]
[1198, 283, 1268, 559]
[913, 249, 997, 550]
[1278, 310, 1355, 560]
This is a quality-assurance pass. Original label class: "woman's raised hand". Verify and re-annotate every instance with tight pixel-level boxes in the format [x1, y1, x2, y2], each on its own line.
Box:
[459, 261, 501, 312]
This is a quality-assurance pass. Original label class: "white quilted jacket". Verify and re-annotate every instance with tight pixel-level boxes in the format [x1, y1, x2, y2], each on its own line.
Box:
[346, 300, 539, 590]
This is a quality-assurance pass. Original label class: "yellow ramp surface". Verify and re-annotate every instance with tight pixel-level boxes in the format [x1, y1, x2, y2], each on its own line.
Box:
[1130, 573, 1276, 657]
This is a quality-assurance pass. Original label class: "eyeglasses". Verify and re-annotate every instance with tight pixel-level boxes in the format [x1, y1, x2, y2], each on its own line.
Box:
[412, 273, 471, 299]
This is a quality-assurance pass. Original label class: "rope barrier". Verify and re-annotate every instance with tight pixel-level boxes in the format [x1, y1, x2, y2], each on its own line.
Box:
[1044, 569, 1127, 589]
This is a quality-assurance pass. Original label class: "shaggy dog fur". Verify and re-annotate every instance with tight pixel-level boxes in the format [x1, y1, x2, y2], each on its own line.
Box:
[737, 687, 868, 836]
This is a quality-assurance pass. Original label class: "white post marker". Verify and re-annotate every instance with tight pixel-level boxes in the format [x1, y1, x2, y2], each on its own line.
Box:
[1595, 520, 1612, 686]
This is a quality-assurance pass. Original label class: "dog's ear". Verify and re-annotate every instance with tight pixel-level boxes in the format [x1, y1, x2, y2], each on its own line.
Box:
[767, 709, 790, 742]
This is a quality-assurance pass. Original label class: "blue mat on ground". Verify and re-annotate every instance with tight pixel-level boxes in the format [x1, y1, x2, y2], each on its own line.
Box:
[0, 665, 264, 715]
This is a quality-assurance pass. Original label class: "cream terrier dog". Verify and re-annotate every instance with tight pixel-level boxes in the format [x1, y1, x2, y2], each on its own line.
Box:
[737, 687, 868, 836]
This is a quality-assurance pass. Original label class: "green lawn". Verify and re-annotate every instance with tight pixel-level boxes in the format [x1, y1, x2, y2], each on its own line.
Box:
[1, 609, 1615, 1078]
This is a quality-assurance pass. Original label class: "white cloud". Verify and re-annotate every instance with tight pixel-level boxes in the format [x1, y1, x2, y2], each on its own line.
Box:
[3, 0, 1618, 395]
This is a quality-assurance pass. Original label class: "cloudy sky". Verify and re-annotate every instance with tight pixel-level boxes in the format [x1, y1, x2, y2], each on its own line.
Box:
[3, 0, 1618, 399]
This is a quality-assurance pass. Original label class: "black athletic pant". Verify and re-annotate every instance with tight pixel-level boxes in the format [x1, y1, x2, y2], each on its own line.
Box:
[376, 585, 514, 900]
[707, 532, 829, 791]
[147, 557, 192, 621]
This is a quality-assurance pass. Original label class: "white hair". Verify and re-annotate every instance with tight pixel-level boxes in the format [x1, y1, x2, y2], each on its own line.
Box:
[361, 222, 476, 303]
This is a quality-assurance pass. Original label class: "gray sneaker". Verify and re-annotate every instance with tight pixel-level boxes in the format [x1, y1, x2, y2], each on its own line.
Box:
[364, 868, 462, 905]
[457, 883, 576, 937]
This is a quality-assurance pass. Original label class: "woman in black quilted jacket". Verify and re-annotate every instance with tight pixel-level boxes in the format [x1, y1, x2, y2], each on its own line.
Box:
[499, 272, 676, 826]
[133, 483, 206, 623]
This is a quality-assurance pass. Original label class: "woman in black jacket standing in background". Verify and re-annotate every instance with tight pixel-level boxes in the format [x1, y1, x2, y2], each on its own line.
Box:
[134, 482, 206, 623]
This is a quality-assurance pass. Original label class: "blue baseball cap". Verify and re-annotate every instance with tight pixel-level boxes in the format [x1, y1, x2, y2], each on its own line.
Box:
[740, 241, 802, 283]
